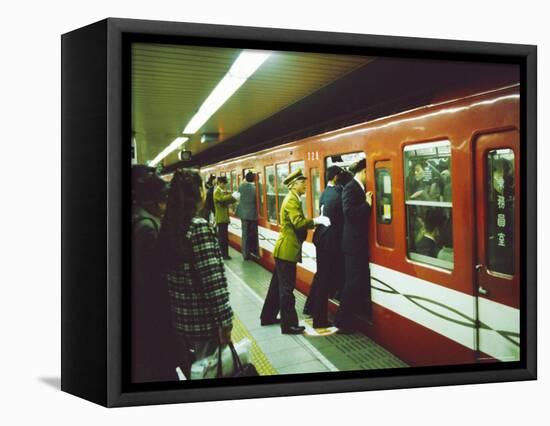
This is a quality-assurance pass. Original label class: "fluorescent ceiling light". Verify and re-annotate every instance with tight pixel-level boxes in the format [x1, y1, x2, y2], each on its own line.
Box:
[183, 50, 272, 134]
[148, 49, 271, 166]
[149, 137, 188, 167]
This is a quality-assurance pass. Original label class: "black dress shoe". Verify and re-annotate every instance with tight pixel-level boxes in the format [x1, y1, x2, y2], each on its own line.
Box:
[223, 255, 232, 260]
[260, 318, 281, 326]
[281, 325, 305, 334]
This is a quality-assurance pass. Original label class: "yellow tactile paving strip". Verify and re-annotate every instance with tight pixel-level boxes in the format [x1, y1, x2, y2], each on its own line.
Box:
[231, 314, 278, 376]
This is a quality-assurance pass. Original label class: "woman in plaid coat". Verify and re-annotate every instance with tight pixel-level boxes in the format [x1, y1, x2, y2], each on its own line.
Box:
[157, 169, 233, 378]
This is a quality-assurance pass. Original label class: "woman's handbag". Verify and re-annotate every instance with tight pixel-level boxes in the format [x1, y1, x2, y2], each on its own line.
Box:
[187, 247, 259, 379]
[189, 337, 256, 379]
[224, 340, 259, 378]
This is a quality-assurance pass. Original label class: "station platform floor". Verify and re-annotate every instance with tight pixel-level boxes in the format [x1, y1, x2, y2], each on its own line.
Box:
[224, 246, 408, 376]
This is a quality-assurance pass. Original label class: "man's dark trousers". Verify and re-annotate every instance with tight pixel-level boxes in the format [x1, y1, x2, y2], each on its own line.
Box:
[241, 219, 258, 259]
[218, 223, 229, 258]
[260, 259, 299, 329]
[309, 246, 337, 324]
[335, 253, 372, 329]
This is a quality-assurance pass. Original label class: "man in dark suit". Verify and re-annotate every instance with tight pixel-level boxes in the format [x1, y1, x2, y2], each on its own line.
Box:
[236, 171, 259, 260]
[305, 165, 345, 328]
[335, 158, 373, 333]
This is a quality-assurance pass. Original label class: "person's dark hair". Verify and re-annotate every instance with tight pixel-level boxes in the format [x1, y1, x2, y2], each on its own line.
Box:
[245, 171, 255, 183]
[350, 158, 366, 174]
[205, 174, 216, 188]
[132, 165, 168, 206]
[157, 169, 203, 271]
[424, 208, 445, 234]
[217, 176, 228, 185]
[412, 159, 427, 173]
[326, 165, 344, 182]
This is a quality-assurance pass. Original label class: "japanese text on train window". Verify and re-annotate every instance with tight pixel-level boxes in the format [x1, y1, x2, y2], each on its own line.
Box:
[486, 149, 515, 276]
[276, 163, 290, 224]
[265, 165, 277, 224]
[291, 161, 307, 214]
[404, 141, 453, 270]
[375, 167, 392, 224]
[257, 172, 264, 218]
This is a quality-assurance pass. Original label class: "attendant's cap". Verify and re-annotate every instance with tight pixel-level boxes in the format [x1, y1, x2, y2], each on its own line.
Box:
[283, 168, 307, 187]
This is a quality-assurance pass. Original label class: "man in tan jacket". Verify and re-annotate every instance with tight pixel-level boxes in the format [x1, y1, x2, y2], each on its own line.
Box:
[260, 169, 330, 334]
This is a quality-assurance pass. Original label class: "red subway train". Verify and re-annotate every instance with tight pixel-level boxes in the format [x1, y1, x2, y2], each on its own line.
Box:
[200, 84, 520, 367]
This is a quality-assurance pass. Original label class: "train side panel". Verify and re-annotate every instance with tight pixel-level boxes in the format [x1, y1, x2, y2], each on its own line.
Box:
[205, 86, 521, 366]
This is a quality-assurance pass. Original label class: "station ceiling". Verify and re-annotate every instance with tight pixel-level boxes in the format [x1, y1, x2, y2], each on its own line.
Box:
[132, 43, 373, 167]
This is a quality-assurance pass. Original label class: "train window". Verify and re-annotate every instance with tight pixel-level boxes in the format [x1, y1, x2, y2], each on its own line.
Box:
[326, 151, 366, 175]
[257, 172, 264, 218]
[486, 149, 515, 275]
[404, 141, 453, 270]
[276, 163, 290, 224]
[265, 165, 277, 224]
[229, 170, 238, 214]
[291, 161, 307, 214]
[375, 168, 392, 224]
[290, 161, 304, 174]
[230, 170, 237, 192]
[311, 168, 321, 216]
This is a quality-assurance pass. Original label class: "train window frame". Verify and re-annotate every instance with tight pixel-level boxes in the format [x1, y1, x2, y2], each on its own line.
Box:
[276, 163, 290, 225]
[374, 161, 395, 248]
[230, 170, 238, 192]
[485, 148, 516, 277]
[257, 171, 265, 218]
[265, 165, 277, 225]
[403, 140, 454, 270]
[375, 166, 393, 225]
[311, 167, 321, 217]
[290, 160, 307, 215]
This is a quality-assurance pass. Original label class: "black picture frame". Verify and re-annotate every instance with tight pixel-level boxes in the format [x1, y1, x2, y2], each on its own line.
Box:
[61, 17, 537, 407]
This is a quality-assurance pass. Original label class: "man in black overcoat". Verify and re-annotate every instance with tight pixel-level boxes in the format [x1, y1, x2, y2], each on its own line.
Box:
[305, 166, 345, 328]
[335, 158, 373, 333]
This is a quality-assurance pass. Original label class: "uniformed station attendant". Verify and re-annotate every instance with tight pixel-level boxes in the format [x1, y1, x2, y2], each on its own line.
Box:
[260, 169, 331, 334]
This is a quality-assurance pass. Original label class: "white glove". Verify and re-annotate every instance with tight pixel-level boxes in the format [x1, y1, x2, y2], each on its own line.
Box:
[313, 216, 331, 227]
[231, 191, 241, 201]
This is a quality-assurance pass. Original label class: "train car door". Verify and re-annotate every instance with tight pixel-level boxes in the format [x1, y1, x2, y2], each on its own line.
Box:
[474, 130, 520, 362]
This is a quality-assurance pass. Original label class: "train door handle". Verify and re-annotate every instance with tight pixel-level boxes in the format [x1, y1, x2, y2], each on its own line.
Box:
[478, 286, 489, 296]
[475, 264, 484, 271]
